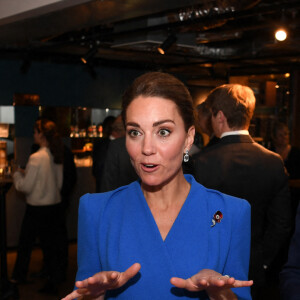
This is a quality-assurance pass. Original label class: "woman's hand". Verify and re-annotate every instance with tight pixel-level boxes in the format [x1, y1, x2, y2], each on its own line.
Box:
[61, 263, 141, 300]
[170, 269, 253, 300]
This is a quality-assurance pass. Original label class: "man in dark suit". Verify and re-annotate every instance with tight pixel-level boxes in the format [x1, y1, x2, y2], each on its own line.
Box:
[93, 115, 129, 192]
[192, 84, 291, 299]
[100, 136, 139, 192]
[92, 115, 116, 192]
[280, 202, 300, 300]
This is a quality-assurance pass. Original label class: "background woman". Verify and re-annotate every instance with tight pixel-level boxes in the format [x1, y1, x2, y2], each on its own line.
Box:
[268, 121, 300, 285]
[11, 119, 64, 294]
[63, 72, 253, 300]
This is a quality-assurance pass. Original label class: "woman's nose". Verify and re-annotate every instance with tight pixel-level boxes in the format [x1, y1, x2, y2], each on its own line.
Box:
[142, 134, 155, 155]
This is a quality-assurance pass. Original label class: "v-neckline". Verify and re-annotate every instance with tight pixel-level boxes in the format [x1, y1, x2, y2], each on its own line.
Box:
[136, 180, 192, 243]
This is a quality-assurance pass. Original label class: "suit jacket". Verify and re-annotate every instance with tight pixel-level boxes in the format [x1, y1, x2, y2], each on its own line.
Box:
[280, 203, 300, 299]
[92, 137, 111, 192]
[100, 136, 139, 192]
[192, 134, 291, 286]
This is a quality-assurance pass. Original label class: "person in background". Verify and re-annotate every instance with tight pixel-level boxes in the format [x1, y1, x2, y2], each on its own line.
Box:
[30, 120, 77, 284]
[62, 72, 253, 300]
[192, 84, 291, 299]
[99, 135, 138, 192]
[92, 116, 116, 192]
[100, 115, 138, 192]
[267, 121, 300, 287]
[280, 202, 300, 300]
[11, 119, 64, 295]
[270, 121, 300, 214]
[57, 142, 77, 282]
[109, 114, 126, 139]
[195, 101, 219, 148]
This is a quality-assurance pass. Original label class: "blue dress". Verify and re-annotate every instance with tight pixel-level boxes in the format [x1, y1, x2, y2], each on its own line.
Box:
[76, 175, 251, 299]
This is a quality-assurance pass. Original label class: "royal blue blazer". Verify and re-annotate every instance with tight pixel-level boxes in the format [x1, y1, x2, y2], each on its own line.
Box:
[76, 175, 252, 299]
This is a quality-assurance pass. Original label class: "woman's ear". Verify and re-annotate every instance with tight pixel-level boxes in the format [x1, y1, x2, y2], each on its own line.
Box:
[185, 126, 195, 151]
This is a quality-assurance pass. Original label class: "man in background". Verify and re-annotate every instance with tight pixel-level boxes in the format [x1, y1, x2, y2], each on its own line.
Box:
[100, 134, 138, 192]
[92, 116, 115, 192]
[192, 84, 291, 299]
[93, 115, 126, 192]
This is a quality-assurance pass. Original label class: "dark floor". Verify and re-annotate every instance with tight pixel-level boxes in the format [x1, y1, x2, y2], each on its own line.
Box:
[6, 242, 281, 300]
[7, 243, 77, 300]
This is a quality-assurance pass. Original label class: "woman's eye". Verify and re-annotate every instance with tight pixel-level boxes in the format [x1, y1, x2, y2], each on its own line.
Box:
[158, 129, 170, 137]
[128, 130, 141, 137]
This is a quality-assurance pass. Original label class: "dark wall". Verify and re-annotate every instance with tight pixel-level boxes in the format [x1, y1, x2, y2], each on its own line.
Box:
[0, 59, 144, 136]
[0, 60, 143, 108]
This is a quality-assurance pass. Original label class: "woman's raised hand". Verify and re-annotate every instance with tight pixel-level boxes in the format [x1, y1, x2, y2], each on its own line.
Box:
[170, 269, 253, 299]
[61, 263, 141, 300]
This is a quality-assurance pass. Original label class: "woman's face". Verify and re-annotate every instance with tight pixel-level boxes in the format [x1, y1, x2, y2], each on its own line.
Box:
[33, 129, 43, 145]
[125, 96, 194, 188]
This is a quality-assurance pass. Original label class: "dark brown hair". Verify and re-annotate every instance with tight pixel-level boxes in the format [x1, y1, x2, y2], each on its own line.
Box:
[121, 72, 194, 132]
[34, 119, 64, 164]
[206, 84, 256, 129]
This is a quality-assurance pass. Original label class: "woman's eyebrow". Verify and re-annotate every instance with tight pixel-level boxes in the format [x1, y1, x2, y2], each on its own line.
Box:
[126, 122, 140, 128]
[153, 119, 175, 127]
[126, 119, 175, 128]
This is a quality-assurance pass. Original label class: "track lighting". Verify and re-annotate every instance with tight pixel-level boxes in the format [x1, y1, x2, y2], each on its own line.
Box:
[157, 35, 177, 55]
[80, 47, 98, 64]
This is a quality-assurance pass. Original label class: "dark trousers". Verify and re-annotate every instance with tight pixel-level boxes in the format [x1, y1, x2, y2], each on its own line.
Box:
[12, 203, 61, 283]
[33, 202, 69, 282]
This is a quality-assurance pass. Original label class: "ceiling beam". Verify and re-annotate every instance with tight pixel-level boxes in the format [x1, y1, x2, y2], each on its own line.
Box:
[0, 0, 93, 26]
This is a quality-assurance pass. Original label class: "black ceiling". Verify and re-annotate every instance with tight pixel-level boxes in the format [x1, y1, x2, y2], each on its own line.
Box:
[1, 0, 300, 80]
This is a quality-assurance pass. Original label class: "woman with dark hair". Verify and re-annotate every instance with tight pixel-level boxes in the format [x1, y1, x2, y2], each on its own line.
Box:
[63, 72, 252, 300]
[11, 119, 63, 294]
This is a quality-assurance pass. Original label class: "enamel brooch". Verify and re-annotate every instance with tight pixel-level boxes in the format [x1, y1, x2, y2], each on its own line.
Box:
[211, 211, 223, 227]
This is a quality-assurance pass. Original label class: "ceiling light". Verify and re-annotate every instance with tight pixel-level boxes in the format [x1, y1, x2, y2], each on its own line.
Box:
[157, 35, 177, 55]
[275, 29, 287, 41]
[80, 47, 98, 64]
[284, 73, 290, 78]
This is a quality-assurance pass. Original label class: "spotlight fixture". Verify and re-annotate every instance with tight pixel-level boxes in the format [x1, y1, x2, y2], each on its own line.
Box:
[275, 28, 287, 41]
[80, 47, 98, 64]
[157, 34, 177, 55]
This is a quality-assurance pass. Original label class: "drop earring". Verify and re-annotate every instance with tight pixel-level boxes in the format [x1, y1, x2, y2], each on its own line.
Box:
[183, 150, 189, 162]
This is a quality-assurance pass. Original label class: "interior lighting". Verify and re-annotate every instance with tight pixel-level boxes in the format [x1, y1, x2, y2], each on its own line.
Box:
[284, 73, 290, 78]
[80, 47, 97, 64]
[157, 35, 177, 55]
[275, 29, 287, 41]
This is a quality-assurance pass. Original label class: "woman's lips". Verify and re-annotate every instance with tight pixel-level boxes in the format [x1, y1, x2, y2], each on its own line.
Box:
[140, 163, 159, 172]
